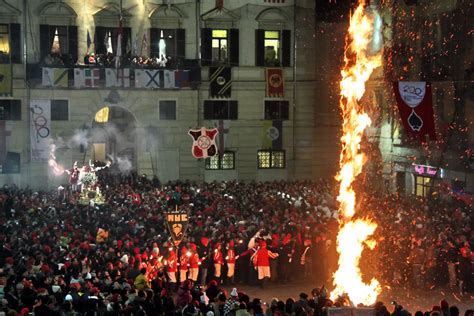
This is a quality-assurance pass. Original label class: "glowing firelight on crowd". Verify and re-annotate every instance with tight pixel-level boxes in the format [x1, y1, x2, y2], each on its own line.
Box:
[330, 1, 382, 306]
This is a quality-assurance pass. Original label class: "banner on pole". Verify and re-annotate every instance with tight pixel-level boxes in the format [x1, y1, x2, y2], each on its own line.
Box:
[165, 208, 189, 245]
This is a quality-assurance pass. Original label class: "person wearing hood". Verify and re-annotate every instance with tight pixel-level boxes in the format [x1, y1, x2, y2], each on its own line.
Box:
[224, 288, 239, 316]
[176, 279, 193, 309]
[226, 240, 237, 285]
[252, 240, 279, 288]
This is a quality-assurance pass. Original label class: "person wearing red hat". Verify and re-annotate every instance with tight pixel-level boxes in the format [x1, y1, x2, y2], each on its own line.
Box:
[188, 243, 200, 282]
[252, 240, 279, 288]
[226, 240, 237, 284]
[213, 242, 223, 282]
[166, 247, 178, 290]
[179, 245, 190, 283]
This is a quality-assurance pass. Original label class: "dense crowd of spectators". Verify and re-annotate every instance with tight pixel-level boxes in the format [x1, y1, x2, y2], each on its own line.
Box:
[0, 171, 472, 315]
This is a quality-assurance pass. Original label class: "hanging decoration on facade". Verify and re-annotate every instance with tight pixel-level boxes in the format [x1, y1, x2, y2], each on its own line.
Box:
[266, 68, 284, 97]
[30, 100, 51, 161]
[209, 67, 231, 98]
[394, 81, 436, 142]
[188, 127, 219, 158]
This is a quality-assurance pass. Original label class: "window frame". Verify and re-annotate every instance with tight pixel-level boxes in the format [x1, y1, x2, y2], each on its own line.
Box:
[264, 100, 289, 120]
[257, 150, 285, 169]
[263, 30, 281, 67]
[203, 100, 238, 120]
[205, 151, 235, 170]
[0, 24, 10, 61]
[211, 29, 228, 63]
[414, 175, 431, 197]
[159, 99, 177, 120]
[51, 99, 69, 121]
[0, 100, 21, 121]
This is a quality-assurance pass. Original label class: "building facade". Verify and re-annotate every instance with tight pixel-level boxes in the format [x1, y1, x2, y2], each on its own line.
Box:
[0, 0, 333, 189]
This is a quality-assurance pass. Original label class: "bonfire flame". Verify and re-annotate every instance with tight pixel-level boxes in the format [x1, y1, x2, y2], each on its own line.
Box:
[331, 1, 382, 306]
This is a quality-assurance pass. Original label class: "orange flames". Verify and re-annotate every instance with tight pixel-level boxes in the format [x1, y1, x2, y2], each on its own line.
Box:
[331, 1, 382, 306]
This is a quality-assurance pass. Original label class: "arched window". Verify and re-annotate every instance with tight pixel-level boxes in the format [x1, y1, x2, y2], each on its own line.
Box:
[38, 2, 78, 65]
[255, 8, 291, 67]
[93, 3, 131, 59]
[0, 0, 22, 63]
[201, 7, 240, 66]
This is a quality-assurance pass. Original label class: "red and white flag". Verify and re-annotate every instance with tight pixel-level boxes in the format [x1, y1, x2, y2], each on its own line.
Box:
[266, 68, 284, 97]
[188, 127, 219, 159]
[394, 81, 436, 142]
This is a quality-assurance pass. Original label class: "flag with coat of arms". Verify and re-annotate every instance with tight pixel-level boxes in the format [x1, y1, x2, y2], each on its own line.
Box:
[42, 68, 68, 87]
[135, 69, 160, 88]
[106, 68, 130, 87]
[74, 68, 100, 88]
[261, 120, 283, 149]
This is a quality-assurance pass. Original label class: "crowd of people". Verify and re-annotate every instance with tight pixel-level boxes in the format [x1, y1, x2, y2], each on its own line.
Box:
[0, 170, 472, 315]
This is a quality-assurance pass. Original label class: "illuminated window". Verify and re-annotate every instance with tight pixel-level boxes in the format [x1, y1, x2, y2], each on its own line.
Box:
[414, 176, 431, 197]
[264, 31, 280, 66]
[212, 29, 228, 62]
[258, 150, 285, 169]
[0, 24, 10, 60]
[205, 151, 235, 170]
[95, 107, 109, 123]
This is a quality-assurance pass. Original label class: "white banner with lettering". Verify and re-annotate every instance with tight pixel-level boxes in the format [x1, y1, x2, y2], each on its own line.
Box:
[30, 100, 51, 161]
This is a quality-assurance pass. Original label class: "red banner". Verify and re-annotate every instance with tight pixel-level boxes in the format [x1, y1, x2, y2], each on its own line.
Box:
[394, 81, 436, 142]
[266, 68, 284, 97]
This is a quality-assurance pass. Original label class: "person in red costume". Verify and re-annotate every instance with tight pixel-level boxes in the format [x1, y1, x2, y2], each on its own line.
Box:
[252, 240, 279, 288]
[188, 243, 200, 282]
[166, 246, 178, 290]
[213, 242, 223, 282]
[226, 240, 237, 284]
[179, 245, 189, 283]
[65, 161, 80, 192]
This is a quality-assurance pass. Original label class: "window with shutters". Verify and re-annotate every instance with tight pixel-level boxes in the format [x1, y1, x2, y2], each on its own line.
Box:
[0, 100, 21, 120]
[201, 28, 239, 66]
[204, 100, 238, 120]
[93, 26, 131, 61]
[1, 152, 20, 174]
[205, 151, 235, 170]
[51, 100, 69, 121]
[150, 28, 185, 69]
[264, 100, 289, 120]
[0, 23, 21, 63]
[257, 150, 285, 169]
[159, 100, 177, 120]
[39, 25, 78, 66]
[256, 29, 290, 67]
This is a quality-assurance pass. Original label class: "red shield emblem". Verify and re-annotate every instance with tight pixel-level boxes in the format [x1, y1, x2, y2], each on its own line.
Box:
[188, 127, 219, 158]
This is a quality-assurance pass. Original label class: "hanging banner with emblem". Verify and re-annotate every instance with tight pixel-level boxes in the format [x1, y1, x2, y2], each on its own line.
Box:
[209, 67, 231, 98]
[165, 207, 189, 245]
[266, 68, 284, 97]
[188, 127, 219, 158]
[30, 100, 51, 161]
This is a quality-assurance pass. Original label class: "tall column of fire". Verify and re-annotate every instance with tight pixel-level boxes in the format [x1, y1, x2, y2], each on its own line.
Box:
[330, 0, 383, 306]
